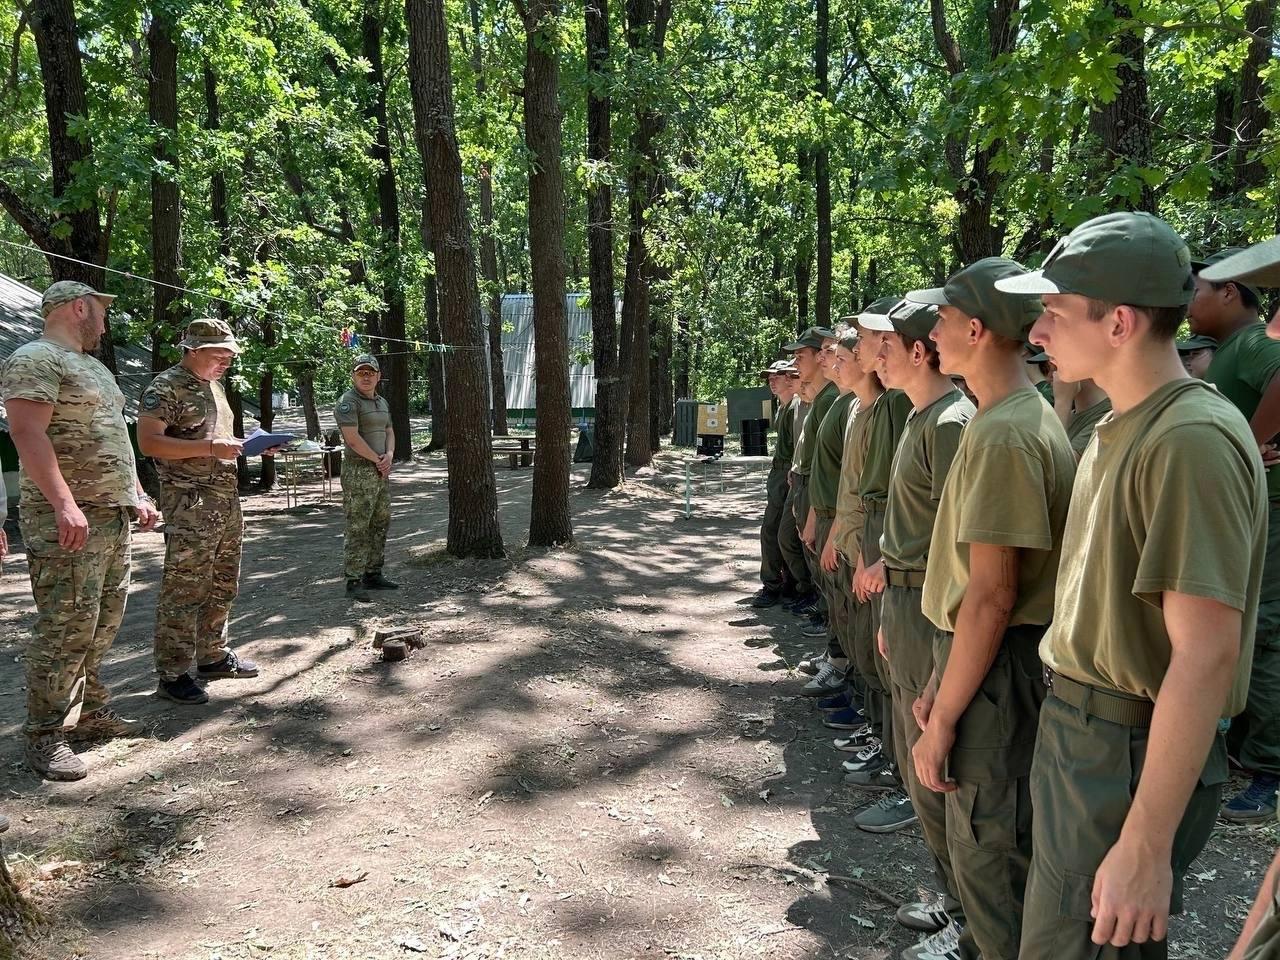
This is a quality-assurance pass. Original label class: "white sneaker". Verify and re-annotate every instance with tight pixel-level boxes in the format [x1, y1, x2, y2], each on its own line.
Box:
[895, 894, 949, 932]
[840, 737, 882, 773]
[901, 919, 962, 960]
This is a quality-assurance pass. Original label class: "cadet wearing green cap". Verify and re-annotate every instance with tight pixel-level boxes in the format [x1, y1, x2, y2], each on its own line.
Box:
[1025, 346, 1055, 403]
[337, 354, 397, 602]
[752, 361, 800, 607]
[907, 259, 1076, 960]
[862, 298, 975, 958]
[1187, 248, 1280, 821]
[1052, 375, 1111, 459]
[996, 212, 1266, 959]
[1176, 334, 1218, 379]
[138, 318, 265, 706]
[1, 281, 159, 780]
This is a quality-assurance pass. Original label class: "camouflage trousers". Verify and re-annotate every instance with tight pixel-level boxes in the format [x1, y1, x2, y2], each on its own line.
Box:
[154, 485, 243, 680]
[342, 457, 390, 580]
[20, 505, 132, 736]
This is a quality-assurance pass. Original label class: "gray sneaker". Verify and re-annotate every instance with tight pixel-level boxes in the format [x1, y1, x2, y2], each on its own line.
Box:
[843, 760, 896, 791]
[25, 734, 87, 781]
[855, 789, 918, 833]
[796, 651, 827, 676]
[801, 662, 847, 697]
[895, 895, 949, 932]
[902, 918, 963, 960]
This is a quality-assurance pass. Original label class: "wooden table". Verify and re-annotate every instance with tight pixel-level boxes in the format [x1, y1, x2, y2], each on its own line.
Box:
[492, 436, 535, 469]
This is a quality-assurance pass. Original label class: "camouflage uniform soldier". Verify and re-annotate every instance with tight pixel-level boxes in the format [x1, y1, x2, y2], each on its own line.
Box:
[138, 319, 263, 705]
[337, 354, 396, 602]
[1, 281, 159, 781]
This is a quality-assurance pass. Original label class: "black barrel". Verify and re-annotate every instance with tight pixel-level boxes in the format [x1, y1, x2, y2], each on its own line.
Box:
[741, 418, 769, 457]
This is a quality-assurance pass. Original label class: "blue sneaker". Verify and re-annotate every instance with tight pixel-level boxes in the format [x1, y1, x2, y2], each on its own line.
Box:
[823, 706, 865, 730]
[817, 691, 852, 711]
[1222, 775, 1279, 823]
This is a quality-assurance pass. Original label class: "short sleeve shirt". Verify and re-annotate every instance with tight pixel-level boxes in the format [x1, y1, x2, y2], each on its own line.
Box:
[1206, 322, 1280, 500]
[834, 396, 876, 560]
[790, 401, 809, 471]
[336, 388, 390, 455]
[774, 395, 797, 464]
[0, 338, 137, 513]
[794, 381, 837, 475]
[1042, 379, 1266, 715]
[880, 389, 975, 572]
[858, 389, 913, 508]
[923, 388, 1077, 631]
[808, 390, 856, 512]
[140, 365, 238, 491]
[1066, 397, 1112, 456]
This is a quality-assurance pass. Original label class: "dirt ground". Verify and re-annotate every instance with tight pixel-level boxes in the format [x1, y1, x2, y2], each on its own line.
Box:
[0, 446, 1276, 960]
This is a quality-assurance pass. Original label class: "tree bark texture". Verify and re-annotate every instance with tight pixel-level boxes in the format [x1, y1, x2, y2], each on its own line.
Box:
[419, 200, 448, 451]
[148, 9, 183, 372]
[586, 0, 624, 488]
[813, 0, 831, 329]
[1100, 1, 1155, 212]
[24, 0, 115, 372]
[406, 0, 505, 557]
[469, 0, 510, 436]
[1235, 0, 1276, 191]
[362, 9, 412, 461]
[523, 0, 574, 547]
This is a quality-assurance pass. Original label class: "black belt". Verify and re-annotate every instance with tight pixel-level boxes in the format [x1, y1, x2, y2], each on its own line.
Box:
[1044, 667, 1155, 727]
[885, 568, 926, 588]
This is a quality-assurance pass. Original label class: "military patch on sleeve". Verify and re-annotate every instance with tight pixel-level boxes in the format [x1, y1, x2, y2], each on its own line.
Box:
[142, 393, 160, 410]
[338, 401, 353, 413]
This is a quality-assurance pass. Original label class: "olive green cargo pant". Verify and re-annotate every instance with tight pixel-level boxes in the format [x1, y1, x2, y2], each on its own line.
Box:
[794, 475, 825, 616]
[1019, 694, 1228, 960]
[933, 626, 1046, 960]
[778, 474, 812, 595]
[835, 558, 884, 733]
[862, 503, 896, 771]
[759, 461, 791, 592]
[1234, 499, 1280, 778]
[811, 512, 841, 654]
[884, 582, 963, 922]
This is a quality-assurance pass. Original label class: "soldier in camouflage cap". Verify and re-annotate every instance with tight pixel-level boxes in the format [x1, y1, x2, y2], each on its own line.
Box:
[337, 354, 396, 602]
[138, 318, 266, 706]
[0, 280, 159, 781]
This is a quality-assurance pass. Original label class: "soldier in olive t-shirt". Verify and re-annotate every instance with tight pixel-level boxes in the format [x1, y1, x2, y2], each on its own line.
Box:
[996, 213, 1266, 960]
[336, 354, 396, 601]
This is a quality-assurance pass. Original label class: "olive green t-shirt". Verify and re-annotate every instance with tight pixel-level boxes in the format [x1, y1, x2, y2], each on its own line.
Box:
[1066, 396, 1112, 456]
[923, 388, 1077, 632]
[857, 389, 913, 508]
[1042, 378, 1266, 716]
[834, 396, 877, 560]
[774, 395, 797, 464]
[1206, 321, 1280, 500]
[794, 380, 837, 475]
[0, 338, 138, 513]
[1035, 380, 1054, 405]
[790, 400, 809, 473]
[809, 390, 856, 512]
[880, 388, 975, 572]
[335, 387, 391, 456]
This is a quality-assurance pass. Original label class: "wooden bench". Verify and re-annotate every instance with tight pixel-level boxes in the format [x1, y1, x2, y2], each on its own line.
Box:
[492, 436, 535, 469]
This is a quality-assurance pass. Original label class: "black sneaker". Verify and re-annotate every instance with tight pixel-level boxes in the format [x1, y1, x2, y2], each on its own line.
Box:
[347, 578, 372, 602]
[364, 572, 399, 590]
[198, 650, 259, 680]
[749, 588, 781, 608]
[157, 674, 210, 705]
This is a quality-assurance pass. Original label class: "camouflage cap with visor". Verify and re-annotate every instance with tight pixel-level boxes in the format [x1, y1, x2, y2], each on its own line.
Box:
[180, 317, 241, 353]
[1200, 236, 1280, 289]
[41, 280, 116, 318]
[906, 257, 1042, 339]
[352, 353, 380, 372]
[993, 212, 1194, 308]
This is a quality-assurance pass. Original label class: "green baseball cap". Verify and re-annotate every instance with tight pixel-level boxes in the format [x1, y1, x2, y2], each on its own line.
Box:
[352, 353, 380, 372]
[180, 317, 241, 353]
[994, 212, 1194, 308]
[853, 296, 902, 333]
[41, 280, 116, 317]
[1024, 348, 1049, 364]
[907, 257, 1042, 339]
[782, 326, 835, 351]
[1176, 334, 1219, 353]
[1191, 248, 1263, 303]
[882, 299, 940, 340]
[1199, 236, 1280, 289]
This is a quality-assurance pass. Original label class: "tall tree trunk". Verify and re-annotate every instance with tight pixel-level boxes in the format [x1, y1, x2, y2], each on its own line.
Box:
[586, 0, 624, 488]
[1235, 0, 1276, 192]
[257, 316, 277, 492]
[1099, 1, 1155, 212]
[148, 9, 182, 372]
[406, 0, 505, 557]
[420, 200, 448, 451]
[674, 312, 690, 399]
[522, 0, 574, 547]
[813, 0, 831, 329]
[296, 364, 322, 440]
[204, 63, 249, 487]
[469, 0, 510, 436]
[362, 8, 412, 461]
[20, 0, 115, 372]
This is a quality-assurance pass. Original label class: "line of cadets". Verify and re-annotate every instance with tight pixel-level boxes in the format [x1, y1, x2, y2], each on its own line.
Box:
[751, 212, 1280, 960]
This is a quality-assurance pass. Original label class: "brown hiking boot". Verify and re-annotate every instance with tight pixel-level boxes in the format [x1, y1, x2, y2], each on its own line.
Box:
[25, 734, 87, 781]
[71, 707, 143, 741]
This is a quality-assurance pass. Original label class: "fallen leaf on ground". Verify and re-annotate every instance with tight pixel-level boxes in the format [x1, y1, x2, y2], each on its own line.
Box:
[330, 869, 369, 888]
[37, 860, 82, 880]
